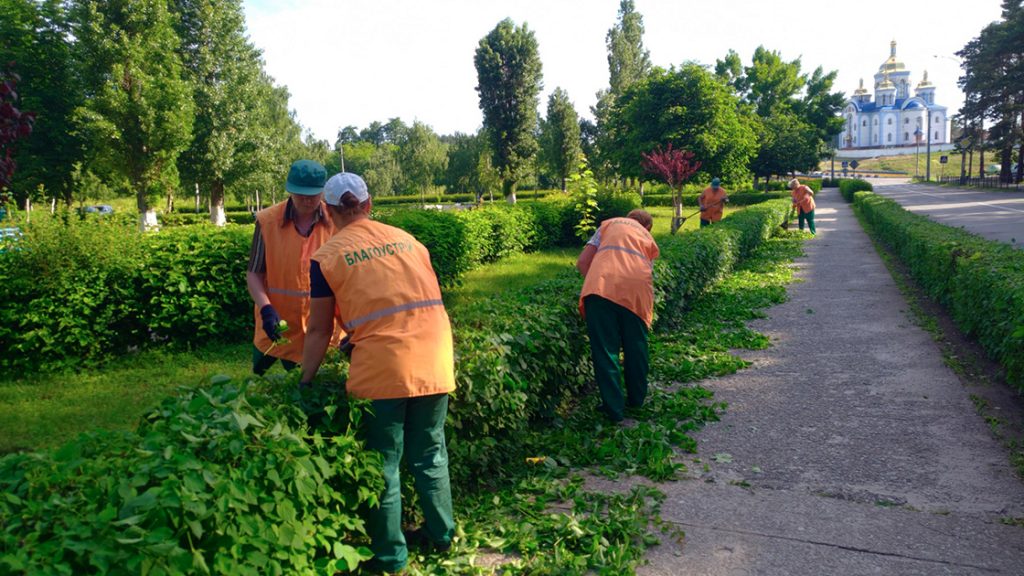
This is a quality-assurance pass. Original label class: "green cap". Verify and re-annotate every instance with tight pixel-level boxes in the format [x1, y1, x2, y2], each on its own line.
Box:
[285, 160, 327, 195]
[711, 178, 721, 188]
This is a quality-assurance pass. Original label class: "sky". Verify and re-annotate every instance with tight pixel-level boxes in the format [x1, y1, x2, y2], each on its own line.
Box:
[242, 0, 1007, 142]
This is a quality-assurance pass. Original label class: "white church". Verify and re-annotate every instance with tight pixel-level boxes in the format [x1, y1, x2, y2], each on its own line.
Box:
[841, 41, 948, 150]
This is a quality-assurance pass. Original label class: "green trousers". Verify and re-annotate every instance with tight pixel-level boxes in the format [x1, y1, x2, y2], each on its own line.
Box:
[363, 393, 455, 572]
[798, 208, 816, 234]
[583, 295, 649, 422]
[251, 345, 296, 375]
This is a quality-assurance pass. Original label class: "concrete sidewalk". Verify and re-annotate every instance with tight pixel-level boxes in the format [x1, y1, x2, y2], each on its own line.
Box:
[639, 188, 1024, 575]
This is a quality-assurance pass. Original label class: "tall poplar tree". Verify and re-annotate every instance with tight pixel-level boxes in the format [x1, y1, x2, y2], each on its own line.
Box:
[474, 18, 543, 203]
[172, 0, 266, 224]
[594, 0, 651, 179]
[539, 88, 582, 191]
[606, 0, 651, 96]
[70, 0, 194, 229]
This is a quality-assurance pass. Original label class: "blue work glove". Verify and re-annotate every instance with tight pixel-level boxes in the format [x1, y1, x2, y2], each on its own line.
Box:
[260, 304, 282, 342]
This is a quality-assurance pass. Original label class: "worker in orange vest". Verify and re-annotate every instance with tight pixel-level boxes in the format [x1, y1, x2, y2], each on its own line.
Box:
[788, 178, 817, 235]
[698, 177, 728, 227]
[576, 209, 660, 423]
[246, 159, 340, 375]
[301, 172, 455, 574]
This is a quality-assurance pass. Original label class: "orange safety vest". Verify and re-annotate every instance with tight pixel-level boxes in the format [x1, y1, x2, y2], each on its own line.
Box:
[792, 185, 816, 213]
[314, 219, 455, 400]
[699, 187, 728, 222]
[253, 200, 340, 362]
[579, 217, 660, 328]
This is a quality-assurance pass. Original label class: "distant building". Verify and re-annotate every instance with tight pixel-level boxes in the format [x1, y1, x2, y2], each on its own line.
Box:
[841, 41, 948, 150]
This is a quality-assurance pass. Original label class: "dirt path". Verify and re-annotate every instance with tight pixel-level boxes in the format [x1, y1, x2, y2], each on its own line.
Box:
[639, 188, 1024, 575]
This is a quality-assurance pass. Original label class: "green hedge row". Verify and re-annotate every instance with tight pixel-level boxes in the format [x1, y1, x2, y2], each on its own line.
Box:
[445, 199, 792, 480]
[0, 202, 791, 573]
[638, 191, 790, 208]
[755, 179, 822, 193]
[0, 219, 253, 373]
[0, 192, 641, 372]
[839, 178, 874, 201]
[852, 191, 1024, 390]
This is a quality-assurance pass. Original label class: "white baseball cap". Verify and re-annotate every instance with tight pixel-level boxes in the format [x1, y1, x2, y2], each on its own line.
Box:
[324, 172, 369, 206]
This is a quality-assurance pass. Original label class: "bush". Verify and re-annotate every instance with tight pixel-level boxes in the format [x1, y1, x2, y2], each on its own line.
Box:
[445, 200, 791, 481]
[0, 378, 384, 574]
[821, 177, 841, 188]
[0, 218, 255, 372]
[854, 192, 1024, 391]
[0, 214, 147, 372]
[137, 225, 253, 343]
[839, 178, 873, 202]
[639, 191, 789, 208]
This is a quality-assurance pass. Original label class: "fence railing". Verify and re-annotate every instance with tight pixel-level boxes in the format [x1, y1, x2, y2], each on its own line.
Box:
[939, 175, 1023, 191]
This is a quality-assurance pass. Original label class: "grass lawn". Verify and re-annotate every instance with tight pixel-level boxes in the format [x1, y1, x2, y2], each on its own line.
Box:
[444, 247, 579, 307]
[822, 151, 979, 179]
[0, 341, 259, 453]
[647, 205, 743, 240]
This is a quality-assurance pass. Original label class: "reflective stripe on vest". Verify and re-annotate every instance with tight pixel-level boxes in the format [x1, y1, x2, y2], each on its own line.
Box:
[343, 298, 445, 331]
[596, 245, 652, 268]
[268, 287, 311, 298]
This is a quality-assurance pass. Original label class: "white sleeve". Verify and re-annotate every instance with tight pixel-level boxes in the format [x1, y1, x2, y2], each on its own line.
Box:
[586, 229, 601, 247]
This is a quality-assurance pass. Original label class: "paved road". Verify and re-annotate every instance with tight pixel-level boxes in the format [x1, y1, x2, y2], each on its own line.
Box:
[868, 179, 1024, 248]
[635, 188, 1024, 575]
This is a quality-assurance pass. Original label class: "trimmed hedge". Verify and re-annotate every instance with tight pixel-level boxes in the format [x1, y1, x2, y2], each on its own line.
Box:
[0, 191, 637, 371]
[755, 179, 822, 193]
[839, 178, 873, 202]
[445, 199, 791, 480]
[638, 191, 789, 208]
[853, 191, 1024, 390]
[0, 219, 253, 372]
[0, 201, 792, 571]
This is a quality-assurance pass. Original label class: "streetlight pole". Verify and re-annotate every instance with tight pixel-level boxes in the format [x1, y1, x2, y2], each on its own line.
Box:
[925, 102, 932, 182]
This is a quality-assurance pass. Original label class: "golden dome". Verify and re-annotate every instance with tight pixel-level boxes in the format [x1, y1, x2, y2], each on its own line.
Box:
[878, 71, 895, 90]
[878, 40, 906, 73]
[916, 70, 934, 89]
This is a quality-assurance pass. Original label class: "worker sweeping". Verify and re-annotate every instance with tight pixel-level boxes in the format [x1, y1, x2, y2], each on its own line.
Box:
[698, 177, 729, 227]
[300, 172, 455, 574]
[576, 209, 660, 423]
[789, 178, 817, 235]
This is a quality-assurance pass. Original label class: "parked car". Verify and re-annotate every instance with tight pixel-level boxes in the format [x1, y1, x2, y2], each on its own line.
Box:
[79, 204, 115, 215]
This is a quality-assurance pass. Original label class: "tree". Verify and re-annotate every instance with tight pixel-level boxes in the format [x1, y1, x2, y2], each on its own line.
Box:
[235, 77, 305, 208]
[172, 0, 267, 224]
[958, 1, 1024, 183]
[399, 121, 448, 201]
[474, 18, 543, 203]
[744, 46, 804, 117]
[606, 0, 651, 96]
[593, 0, 652, 181]
[70, 0, 194, 230]
[723, 47, 845, 181]
[749, 113, 820, 185]
[641, 143, 700, 234]
[539, 88, 582, 191]
[363, 144, 401, 197]
[0, 64, 35, 199]
[1, 0, 82, 207]
[793, 66, 846, 159]
[605, 64, 757, 185]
